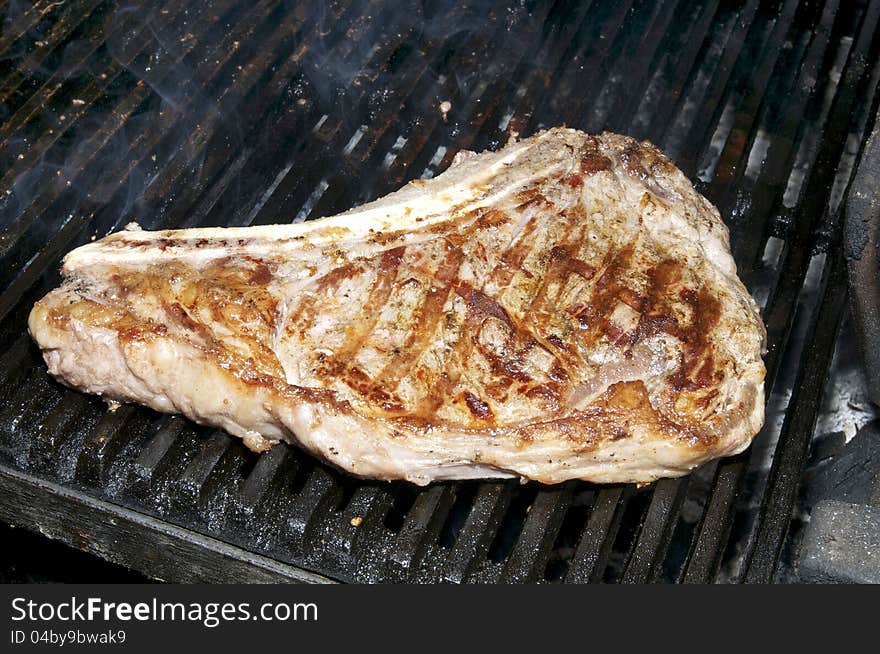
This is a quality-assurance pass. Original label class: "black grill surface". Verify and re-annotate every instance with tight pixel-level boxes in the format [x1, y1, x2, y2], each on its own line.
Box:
[1, 0, 879, 583]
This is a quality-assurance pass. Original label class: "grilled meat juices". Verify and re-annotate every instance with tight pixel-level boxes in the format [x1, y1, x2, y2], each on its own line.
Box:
[28, 128, 766, 485]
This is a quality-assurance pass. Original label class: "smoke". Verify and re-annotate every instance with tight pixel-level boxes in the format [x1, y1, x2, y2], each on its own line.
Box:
[0, 0, 548, 279]
[0, 0, 237, 237]
[297, 1, 538, 128]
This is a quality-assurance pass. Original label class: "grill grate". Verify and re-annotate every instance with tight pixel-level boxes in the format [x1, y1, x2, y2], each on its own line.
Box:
[1, 0, 879, 583]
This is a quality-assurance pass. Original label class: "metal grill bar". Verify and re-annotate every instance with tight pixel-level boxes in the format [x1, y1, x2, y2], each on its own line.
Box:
[743, 234, 848, 581]
[387, 485, 454, 581]
[564, 487, 629, 583]
[498, 483, 574, 583]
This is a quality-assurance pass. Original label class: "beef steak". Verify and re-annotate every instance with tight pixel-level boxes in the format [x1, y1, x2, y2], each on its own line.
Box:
[29, 128, 766, 485]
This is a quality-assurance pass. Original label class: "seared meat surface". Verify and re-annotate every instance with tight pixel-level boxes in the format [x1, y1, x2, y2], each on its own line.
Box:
[29, 128, 766, 485]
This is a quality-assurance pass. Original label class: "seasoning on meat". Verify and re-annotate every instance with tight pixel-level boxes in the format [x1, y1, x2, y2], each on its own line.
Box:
[28, 128, 766, 485]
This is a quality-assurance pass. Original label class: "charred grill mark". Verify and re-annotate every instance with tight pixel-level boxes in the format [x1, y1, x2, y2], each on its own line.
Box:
[248, 261, 272, 285]
[580, 154, 612, 175]
[323, 246, 405, 376]
[513, 209, 595, 378]
[595, 245, 635, 290]
[384, 400, 598, 449]
[547, 245, 597, 281]
[397, 204, 543, 420]
[619, 141, 649, 179]
[520, 205, 589, 307]
[456, 282, 542, 389]
[83, 276, 286, 393]
[296, 203, 557, 421]
[516, 186, 553, 208]
[480, 182, 582, 300]
[671, 288, 722, 392]
[562, 246, 724, 424]
[344, 365, 405, 413]
[580, 136, 613, 175]
[524, 383, 561, 409]
[462, 391, 493, 421]
[562, 173, 584, 188]
[315, 261, 364, 291]
[441, 204, 537, 301]
[625, 260, 722, 394]
[116, 275, 339, 407]
[86, 259, 288, 394]
[283, 260, 365, 335]
[477, 341, 533, 384]
[181, 260, 280, 338]
[561, 136, 613, 187]
[628, 259, 681, 345]
[484, 380, 511, 402]
[475, 208, 512, 230]
[482, 211, 541, 291]
[414, 283, 522, 423]
[548, 361, 569, 383]
[456, 281, 515, 327]
[50, 294, 168, 344]
[566, 242, 637, 344]
[377, 243, 465, 388]
[415, 371, 455, 418]
[424, 195, 598, 417]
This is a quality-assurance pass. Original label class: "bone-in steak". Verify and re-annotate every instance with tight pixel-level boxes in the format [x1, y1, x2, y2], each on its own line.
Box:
[28, 128, 766, 485]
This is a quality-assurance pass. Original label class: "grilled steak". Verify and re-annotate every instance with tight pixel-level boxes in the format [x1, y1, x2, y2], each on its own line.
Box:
[28, 128, 766, 485]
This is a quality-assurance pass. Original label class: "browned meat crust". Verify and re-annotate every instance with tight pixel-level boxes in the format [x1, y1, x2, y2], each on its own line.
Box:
[29, 128, 766, 485]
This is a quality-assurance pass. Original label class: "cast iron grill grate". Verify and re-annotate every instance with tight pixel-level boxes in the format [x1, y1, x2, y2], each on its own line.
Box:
[0, 0, 878, 582]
